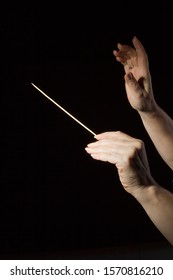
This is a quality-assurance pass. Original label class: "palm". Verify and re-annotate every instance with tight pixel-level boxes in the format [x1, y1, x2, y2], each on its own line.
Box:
[113, 37, 152, 112]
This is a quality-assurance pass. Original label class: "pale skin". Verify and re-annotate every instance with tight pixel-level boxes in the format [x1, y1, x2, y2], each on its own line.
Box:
[85, 36, 173, 245]
[114, 36, 173, 170]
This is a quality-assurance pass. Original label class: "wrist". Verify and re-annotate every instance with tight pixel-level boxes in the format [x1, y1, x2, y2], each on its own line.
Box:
[138, 101, 160, 117]
[131, 183, 160, 206]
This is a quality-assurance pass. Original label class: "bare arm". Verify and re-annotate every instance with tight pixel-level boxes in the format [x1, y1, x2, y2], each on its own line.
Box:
[135, 183, 173, 245]
[139, 106, 173, 170]
[85, 131, 173, 245]
[113, 36, 173, 170]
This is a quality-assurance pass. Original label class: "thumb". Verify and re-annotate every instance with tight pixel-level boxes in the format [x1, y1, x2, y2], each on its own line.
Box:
[124, 72, 141, 93]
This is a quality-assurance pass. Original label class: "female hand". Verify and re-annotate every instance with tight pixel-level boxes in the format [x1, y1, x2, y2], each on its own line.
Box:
[113, 36, 157, 113]
[85, 131, 156, 197]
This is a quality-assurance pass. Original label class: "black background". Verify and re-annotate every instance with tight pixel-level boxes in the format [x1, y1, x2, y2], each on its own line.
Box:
[1, 5, 173, 259]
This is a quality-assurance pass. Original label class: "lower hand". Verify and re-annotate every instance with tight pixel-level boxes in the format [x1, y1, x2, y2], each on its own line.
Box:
[85, 131, 156, 197]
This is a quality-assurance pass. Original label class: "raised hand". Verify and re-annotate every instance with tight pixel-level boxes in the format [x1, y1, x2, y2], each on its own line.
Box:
[113, 36, 156, 113]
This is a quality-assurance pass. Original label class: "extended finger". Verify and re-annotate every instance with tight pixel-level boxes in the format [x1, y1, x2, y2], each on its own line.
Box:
[88, 152, 118, 164]
[113, 50, 131, 62]
[87, 140, 141, 150]
[132, 36, 149, 67]
[116, 43, 136, 58]
[94, 131, 138, 141]
[86, 141, 119, 157]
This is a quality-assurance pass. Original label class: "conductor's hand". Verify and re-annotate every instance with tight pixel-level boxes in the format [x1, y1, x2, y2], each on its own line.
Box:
[85, 131, 156, 198]
[113, 36, 157, 113]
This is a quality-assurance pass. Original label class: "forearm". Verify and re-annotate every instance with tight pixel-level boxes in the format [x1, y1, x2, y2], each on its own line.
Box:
[139, 104, 173, 169]
[133, 184, 173, 245]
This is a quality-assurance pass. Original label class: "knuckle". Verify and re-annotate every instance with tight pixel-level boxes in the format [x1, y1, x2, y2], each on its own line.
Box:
[136, 139, 144, 150]
[127, 146, 138, 161]
[115, 130, 123, 136]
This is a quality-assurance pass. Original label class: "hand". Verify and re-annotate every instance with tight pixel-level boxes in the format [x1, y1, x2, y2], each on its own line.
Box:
[85, 131, 156, 197]
[113, 36, 157, 113]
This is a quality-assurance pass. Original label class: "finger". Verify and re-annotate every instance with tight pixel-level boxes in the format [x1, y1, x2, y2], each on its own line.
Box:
[113, 50, 131, 62]
[85, 145, 118, 154]
[94, 131, 137, 141]
[86, 145, 138, 166]
[125, 72, 143, 93]
[87, 139, 140, 150]
[132, 36, 149, 67]
[113, 49, 137, 72]
[86, 141, 143, 162]
[87, 151, 118, 165]
[132, 36, 146, 58]
[117, 43, 136, 57]
[86, 139, 135, 150]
